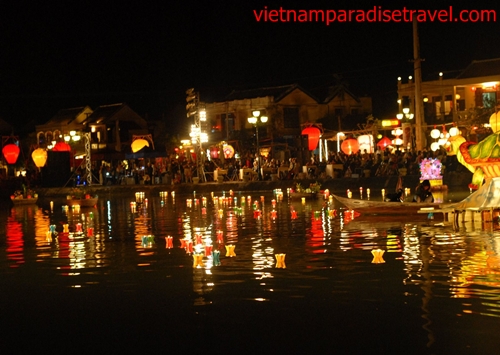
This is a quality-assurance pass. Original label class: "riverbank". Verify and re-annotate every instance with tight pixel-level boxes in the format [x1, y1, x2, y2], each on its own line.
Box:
[27, 171, 471, 202]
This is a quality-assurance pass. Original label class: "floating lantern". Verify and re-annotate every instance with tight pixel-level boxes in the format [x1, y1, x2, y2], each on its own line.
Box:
[381, 189, 385, 199]
[87, 227, 94, 237]
[165, 236, 173, 249]
[75, 223, 83, 233]
[218, 209, 224, 218]
[212, 250, 221, 266]
[131, 138, 149, 153]
[348, 191, 352, 199]
[270, 210, 277, 219]
[193, 254, 204, 268]
[3, 143, 20, 164]
[328, 209, 337, 218]
[275, 254, 286, 268]
[186, 199, 192, 208]
[253, 210, 262, 218]
[46, 231, 52, 243]
[271, 199, 276, 208]
[341, 138, 359, 155]
[201, 207, 207, 215]
[314, 211, 320, 219]
[204, 245, 213, 256]
[63, 224, 69, 233]
[225, 244, 236, 257]
[180, 239, 187, 249]
[371, 249, 385, 264]
[195, 234, 203, 245]
[50, 201, 54, 211]
[301, 197, 306, 204]
[301, 125, 322, 151]
[359, 187, 363, 199]
[31, 148, 48, 168]
[291, 210, 298, 219]
[367, 188, 371, 198]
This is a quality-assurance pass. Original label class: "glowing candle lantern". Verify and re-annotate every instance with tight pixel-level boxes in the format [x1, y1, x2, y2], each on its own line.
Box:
[212, 250, 221, 266]
[49, 224, 57, 234]
[63, 224, 69, 233]
[301, 197, 306, 204]
[260, 196, 265, 202]
[371, 249, 386, 264]
[271, 199, 276, 208]
[314, 211, 320, 219]
[76, 223, 82, 234]
[204, 245, 213, 256]
[195, 234, 203, 245]
[46, 231, 52, 243]
[270, 210, 277, 219]
[328, 195, 333, 204]
[193, 254, 204, 268]
[165, 236, 173, 249]
[348, 191, 352, 199]
[31, 148, 48, 168]
[171, 191, 175, 198]
[50, 201, 54, 211]
[201, 207, 207, 215]
[381, 189, 385, 199]
[359, 187, 363, 199]
[186, 199, 192, 208]
[229, 189, 233, 196]
[218, 209, 224, 218]
[367, 188, 371, 198]
[275, 254, 286, 268]
[180, 239, 187, 249]
[253, 210, 261, 218]
[87, 227, 94, 237]
[202, 197, 207, 206]
[291, 210, 298, 219]
[225, 244, 236, 257]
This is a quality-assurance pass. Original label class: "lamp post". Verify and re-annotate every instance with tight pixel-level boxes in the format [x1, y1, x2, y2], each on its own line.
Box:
[248, 110, 268, 181]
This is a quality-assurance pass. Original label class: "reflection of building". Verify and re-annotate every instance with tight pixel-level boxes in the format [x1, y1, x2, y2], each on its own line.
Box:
[398, 58, 500, 130]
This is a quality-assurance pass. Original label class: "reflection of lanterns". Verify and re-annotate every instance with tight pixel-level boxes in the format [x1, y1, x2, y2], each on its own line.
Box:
[2, 143, 20, 164]
[223, 144, 235, 159]
[131, 138, 149, 153]
[301, 126, 321, 151]
[31, 148, 48, 168]
[52, 142, 71, 151]
[341, 138, 359, 155]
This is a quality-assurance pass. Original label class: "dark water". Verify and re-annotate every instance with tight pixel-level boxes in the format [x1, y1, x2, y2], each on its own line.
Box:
[1, 190, 500, 354]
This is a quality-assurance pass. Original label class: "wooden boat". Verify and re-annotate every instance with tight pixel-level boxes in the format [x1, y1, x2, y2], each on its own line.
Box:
[332, 194, 440, 215]
[11, 197, 38, 205]
[66, 197, 98, 207]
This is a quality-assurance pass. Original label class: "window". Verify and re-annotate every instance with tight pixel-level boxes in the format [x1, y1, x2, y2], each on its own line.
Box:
[283, 107, 299, 129]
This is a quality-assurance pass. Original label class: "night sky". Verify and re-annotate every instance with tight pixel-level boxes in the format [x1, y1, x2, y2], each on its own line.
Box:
[0, 0, 499, 135]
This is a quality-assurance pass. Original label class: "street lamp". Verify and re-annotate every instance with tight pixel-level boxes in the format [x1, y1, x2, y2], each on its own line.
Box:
[248, 110, 268, 180]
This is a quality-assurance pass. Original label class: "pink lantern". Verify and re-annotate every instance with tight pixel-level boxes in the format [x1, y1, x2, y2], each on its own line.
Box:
[2, 143, 20, 164]
[341, 138, 359, 155]
[210, 146, 219, 159]
[301, 126, 321, 151]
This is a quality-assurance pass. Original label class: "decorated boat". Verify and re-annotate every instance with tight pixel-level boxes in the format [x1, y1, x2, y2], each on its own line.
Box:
[289, 182, 322, 199]
[11, 196, 38, 205]
[332, 194, 440, 214]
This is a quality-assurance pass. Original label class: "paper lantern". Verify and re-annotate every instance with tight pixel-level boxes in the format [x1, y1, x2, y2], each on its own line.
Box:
[131, 138, 149, 153]
[53, 142, 71, 152]
[301, 126, 321, 151]
[2, 143, 20, 164]
[341, 138, 359, 155]
[223, 144, 234, 159]
[209, 146, 219, 159]
[31, 148, 48, 168]
[376, 136, 392, 149]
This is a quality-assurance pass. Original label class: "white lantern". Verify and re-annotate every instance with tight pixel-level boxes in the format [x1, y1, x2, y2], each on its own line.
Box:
[430, 129, 440, 139]
[430, 142, 440, 151]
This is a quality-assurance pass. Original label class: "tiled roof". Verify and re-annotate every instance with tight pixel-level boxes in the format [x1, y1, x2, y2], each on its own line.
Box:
[223, 84, 318, 102]
[44, 106, 90, 125]
[85, 103, 126, 124]
[456, 58, 500, 79]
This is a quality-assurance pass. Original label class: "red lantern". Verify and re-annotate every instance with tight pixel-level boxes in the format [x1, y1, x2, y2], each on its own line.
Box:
[376, 136, 392, 149]
[301, 126, 321, 151]
[341, 138, 359, 155]
[210, 146, 219, 159]
[2, 143, 20, 164]
[53, 142, 71, 152]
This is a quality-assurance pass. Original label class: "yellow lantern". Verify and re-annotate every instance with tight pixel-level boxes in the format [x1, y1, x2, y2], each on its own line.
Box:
[131, 138, 149, 153]
[31, 148, 48, 168]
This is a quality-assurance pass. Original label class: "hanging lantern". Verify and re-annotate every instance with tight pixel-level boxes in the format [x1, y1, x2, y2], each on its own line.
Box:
[131, 138, 149, 153]
[209, 146, 219, 159]
[52, 142, 71, 151]
[430, 127, 440, 139]
[376, 136, 392, 149]
[301, 126, 321, 151]
[341, 138, 359, 155]
[32, 148, 48, 168]
[2, 143, 20, 164]
[223, 144, 235, 159]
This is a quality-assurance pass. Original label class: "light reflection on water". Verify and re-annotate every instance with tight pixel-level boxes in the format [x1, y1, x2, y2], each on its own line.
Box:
[2, 191, 500, 352]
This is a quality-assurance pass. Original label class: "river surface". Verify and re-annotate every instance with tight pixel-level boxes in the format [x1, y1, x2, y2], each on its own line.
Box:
[1, 189, 500, 354]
